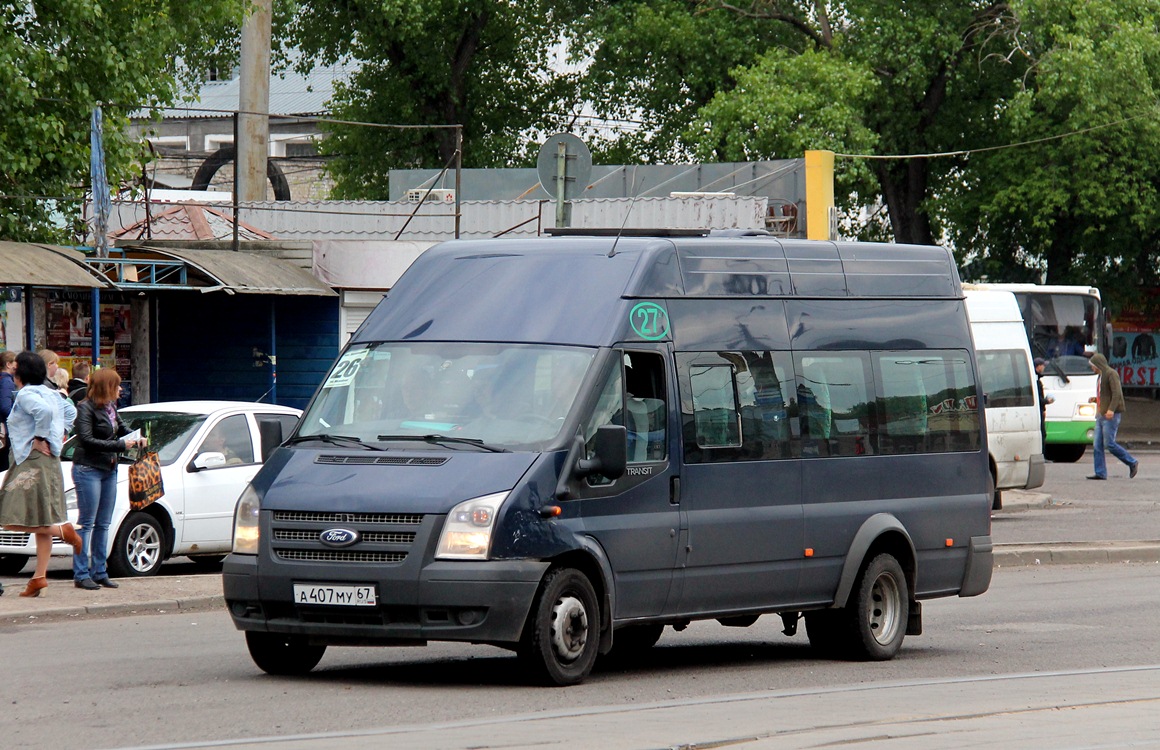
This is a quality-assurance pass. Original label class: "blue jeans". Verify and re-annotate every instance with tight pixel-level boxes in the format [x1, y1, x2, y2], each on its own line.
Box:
[72, 463, 118, 581]
[1092, 413, 1137, 478]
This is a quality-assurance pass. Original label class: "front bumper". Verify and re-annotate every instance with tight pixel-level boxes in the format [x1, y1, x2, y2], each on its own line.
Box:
[223, 554, 549, 646]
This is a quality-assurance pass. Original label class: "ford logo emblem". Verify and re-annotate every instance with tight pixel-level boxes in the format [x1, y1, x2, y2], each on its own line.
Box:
[319, 528, 360, 548]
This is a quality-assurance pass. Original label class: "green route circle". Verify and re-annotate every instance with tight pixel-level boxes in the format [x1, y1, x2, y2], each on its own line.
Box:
[629, 302, 670, 341]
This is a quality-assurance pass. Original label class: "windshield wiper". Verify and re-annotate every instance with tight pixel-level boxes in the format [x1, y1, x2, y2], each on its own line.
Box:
[1047, 358, 1070, 384]
[377, 434, 509, 453]
[285, 434, 385, 451]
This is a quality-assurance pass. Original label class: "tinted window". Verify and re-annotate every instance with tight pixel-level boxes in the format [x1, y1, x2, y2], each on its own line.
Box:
[977, 350, 1034, 408]
[679, 351, 797, 463]
[796, 353, 873, 458]
[874, 351, 981, 455]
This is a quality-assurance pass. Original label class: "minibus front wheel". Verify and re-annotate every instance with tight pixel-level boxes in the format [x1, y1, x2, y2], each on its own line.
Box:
[245, 631, 327, 676]
[519, 567, 601, 686]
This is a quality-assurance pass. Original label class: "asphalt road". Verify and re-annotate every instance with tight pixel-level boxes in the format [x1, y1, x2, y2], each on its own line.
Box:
[2, 562, 1159, 749]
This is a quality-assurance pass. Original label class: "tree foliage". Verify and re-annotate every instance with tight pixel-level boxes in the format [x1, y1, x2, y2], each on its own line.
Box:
[0, 0, 248, 242]
[277, 0, 591, 199]
[945, 0, 1160, 304]
[571, 0, 797, 163]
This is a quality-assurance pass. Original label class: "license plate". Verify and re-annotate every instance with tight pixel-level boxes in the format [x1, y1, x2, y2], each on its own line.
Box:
[293, 583, 377, 607]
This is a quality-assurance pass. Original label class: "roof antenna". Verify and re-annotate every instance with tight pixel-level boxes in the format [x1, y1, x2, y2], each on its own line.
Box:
[608, 167, 646, 258]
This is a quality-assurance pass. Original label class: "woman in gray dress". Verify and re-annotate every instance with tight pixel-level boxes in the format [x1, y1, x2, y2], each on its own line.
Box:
[0, 351, 81, 597]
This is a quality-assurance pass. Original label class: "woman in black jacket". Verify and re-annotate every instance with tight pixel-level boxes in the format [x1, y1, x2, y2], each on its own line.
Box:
[71, 368, 142, 589]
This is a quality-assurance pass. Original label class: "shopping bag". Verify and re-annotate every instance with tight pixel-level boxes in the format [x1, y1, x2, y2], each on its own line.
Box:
[128, 450, 164, 510]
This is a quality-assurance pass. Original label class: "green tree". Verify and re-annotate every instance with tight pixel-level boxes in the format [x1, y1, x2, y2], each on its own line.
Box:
[945, 0, 1160, 307]
[572, 0, 798, 164]
[0, 0, 248, 242]
[277, 0, 591, 199]
[679, 1, 1024, 245]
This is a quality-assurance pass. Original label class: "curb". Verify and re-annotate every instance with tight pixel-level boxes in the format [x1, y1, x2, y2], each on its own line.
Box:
[0, 594, 224, 624]
[994, 541, 1160, 567]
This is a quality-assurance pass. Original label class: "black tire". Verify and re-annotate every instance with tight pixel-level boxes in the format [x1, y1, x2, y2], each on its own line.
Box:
[245, 631, 326, 676]
[0, 553, 29, 575]
[804, 609, 844, 656]
[992, 489, 1003, 511]
[840, 553, 909, 661]
[518, 567, 601, 686]
[108, 512, 166, 577]
[189, 554, 227, 570]
[1045, 443, 1086, 463]
[602, 623, 664, 665]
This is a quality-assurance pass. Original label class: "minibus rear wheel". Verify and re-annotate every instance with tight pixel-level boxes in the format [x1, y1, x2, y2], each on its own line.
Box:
[519, 567, 601, 686]
[844, 553, 908, 660]
[245, 631, 326, 676]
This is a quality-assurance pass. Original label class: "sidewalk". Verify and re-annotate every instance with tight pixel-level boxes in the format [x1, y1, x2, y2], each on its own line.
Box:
[0, 571, 222, 624]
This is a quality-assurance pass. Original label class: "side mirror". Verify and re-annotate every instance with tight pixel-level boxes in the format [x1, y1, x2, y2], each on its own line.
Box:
[575, 425, 627, 481]
[190, 452, 227, 472]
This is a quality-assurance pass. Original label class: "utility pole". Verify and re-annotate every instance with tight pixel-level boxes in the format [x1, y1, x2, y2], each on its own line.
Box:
[238, 0, 272, 205]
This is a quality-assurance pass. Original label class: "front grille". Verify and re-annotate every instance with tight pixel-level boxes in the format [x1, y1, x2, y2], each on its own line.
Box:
[315, 455, 449, 467]
[269, 509, 426, 566]
[273, 511, 423, 525]
[275, 549, 407, 563]
[0, 531, 31, 546]
[273, 529, 416, 544]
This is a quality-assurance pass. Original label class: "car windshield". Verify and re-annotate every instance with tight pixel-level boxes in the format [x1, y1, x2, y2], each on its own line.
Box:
[63, 412, 208, 466]
[300, 343, 595, 450]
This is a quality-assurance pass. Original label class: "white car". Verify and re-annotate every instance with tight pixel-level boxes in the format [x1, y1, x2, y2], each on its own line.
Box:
[0, 401, 301, 576]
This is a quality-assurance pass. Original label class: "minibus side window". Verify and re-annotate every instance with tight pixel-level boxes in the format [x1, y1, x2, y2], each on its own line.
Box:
[624, 351, 667, 463]
[873, 350, 982, 454]
[689, 364, 742, 449]
[796, 353, 873, 458]
[678, 351, 797, 463]
[976, 350, 1034, 408]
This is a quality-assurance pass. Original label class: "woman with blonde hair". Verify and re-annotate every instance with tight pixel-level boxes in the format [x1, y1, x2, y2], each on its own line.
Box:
[70, 368, 141, 589]
[0, 351, 80, 596]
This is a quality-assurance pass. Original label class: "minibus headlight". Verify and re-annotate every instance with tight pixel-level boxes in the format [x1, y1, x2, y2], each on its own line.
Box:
[436, 492, 508, 560]
[1076, 403, 1097, 418]
[232, 485, 261, 555]
[65, 487, 78, 512]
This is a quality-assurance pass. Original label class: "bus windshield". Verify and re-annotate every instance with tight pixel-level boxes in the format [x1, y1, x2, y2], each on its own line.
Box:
[1016, 292, 1102, 375]
[300, 342, 595, 450]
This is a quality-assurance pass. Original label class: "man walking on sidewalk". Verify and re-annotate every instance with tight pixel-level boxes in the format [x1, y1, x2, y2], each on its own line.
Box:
[1087, 353, 1140, 480]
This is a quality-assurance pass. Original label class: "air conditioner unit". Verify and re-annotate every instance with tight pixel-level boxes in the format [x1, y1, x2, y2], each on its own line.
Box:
[405, 188, 455, 203]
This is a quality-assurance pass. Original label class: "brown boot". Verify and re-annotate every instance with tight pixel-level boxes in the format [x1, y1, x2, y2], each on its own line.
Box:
[57, 523, 83, 554]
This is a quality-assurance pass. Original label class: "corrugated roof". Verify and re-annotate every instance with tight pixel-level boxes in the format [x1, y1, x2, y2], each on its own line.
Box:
[236, 196, 768, 242]
[134, 246, 335, 296]
[154, 64, 353, 120]
[0, 242, 106, 288]
[110, 204, 276, 242]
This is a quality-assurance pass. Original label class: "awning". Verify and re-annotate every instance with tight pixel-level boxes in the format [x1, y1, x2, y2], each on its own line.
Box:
[97, 245, 335, 296]
[0, 242, 107, 288]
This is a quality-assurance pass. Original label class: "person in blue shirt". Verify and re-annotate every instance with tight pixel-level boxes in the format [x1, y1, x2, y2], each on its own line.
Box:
[0, 351, 80, 597]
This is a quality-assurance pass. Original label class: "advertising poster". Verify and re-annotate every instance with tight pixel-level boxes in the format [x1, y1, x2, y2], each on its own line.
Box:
[45, 295, 131, 392]
[1110, 329, 1160, 388]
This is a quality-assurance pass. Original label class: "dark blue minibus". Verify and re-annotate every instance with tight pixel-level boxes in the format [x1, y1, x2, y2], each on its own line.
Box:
[224, 232, 993, 685]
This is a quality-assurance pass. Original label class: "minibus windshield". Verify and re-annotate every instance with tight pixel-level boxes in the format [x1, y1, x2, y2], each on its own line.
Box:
[300, 343, 595, 450]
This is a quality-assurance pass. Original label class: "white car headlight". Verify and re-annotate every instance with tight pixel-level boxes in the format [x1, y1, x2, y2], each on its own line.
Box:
[435, 492, 508, 560]
[232, 485, 261, 555]
[1076, 403, 1097, 418]
[65, 487, 78, 512]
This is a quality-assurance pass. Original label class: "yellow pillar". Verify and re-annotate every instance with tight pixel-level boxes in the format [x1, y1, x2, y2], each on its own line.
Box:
[805, 150, 835, 240]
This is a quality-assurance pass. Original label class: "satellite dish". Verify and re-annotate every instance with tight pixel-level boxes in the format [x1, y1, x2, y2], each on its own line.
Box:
[536, 133, 593, 201]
